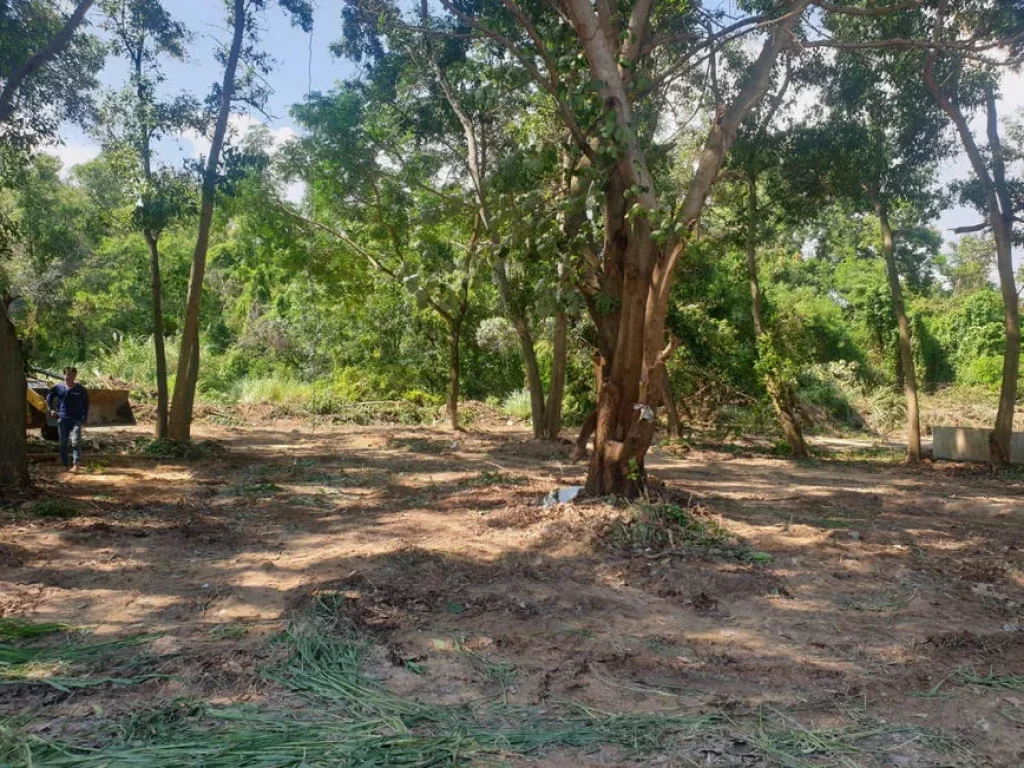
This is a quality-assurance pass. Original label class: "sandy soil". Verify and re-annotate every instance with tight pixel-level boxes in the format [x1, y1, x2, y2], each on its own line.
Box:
[2, 422, 1024, 766]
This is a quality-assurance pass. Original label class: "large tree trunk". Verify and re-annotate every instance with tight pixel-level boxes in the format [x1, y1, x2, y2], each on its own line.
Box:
[0, 0, 95, 123]
[542, 309, 567, 439]
[746, 174, 808, 458]
[924, 60, 1019, 463]
[446, 318, 461, 430]
[167, 0, 245, 442]
[566, 0, 808, 495]
[144, 232, 169, 439]
[875, 198, 921, 461]
[0, 302, 29, 487]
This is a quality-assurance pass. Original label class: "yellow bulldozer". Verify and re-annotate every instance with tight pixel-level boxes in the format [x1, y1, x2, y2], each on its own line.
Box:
[25, 368, 135, 440]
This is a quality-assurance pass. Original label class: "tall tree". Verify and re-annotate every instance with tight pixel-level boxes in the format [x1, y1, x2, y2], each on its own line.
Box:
[781, 42, 947, 461]
[729, 70, 810, 457]
[921, 1, 1024, 461]
[167, 0, 313, 441]
[337, 1, 571, 439]
[282, 85, 481, 429]
[0, 0, 104, 486]
[421, 0, 818, 494]
[99, 0, 193, 438]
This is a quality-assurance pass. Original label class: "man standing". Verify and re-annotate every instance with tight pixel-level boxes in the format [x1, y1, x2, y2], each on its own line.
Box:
[47, 367, 89, 472]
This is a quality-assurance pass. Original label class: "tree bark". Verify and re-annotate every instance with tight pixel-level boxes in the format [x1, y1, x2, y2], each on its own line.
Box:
[0, 0, 95, 124]
[746, 174, 808, 458]
[144, 232, 169, 438]
[924, 54, 1019, 462]
[985, 88, 1020, 463]
[542, 309, 568, 439]
[446, 318, 461, 430]
[661, 367, 681, 438]
[167, 0, 245, 442]
[494, 260, 546, 437]
[0, 302, 29, 487]
[874, 198, 921, 461]
[568, 0, 809, 495]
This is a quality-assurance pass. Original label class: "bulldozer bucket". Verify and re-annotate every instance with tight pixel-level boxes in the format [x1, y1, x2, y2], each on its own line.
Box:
[86, 389, 136, 426]
[26, 381, 135, 432]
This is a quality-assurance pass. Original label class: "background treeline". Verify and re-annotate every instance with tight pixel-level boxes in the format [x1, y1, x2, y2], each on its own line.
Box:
[4, 145, 1018, 431]
[2, 0, 1023, 487]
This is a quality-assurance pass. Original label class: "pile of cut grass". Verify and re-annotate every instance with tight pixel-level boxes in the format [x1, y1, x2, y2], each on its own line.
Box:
[0, 620, 162, 693]
[0, 603, 972, 767]
[131, 437, 225, 460]
[605, 501, 772, 563]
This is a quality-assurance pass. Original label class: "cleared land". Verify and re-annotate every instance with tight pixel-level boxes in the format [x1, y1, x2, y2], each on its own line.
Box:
[2, 420, 1024, 766]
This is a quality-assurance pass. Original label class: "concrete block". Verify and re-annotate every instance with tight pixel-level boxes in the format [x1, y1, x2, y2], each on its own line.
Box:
[931, 426, 1024, 464]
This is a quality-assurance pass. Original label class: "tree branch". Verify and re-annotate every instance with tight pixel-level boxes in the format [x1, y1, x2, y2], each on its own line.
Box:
[813, 0, 924, 16]
[0, 0, 96, 124]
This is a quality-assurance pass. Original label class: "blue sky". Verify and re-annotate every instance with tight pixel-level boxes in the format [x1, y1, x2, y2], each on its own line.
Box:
[53, 0, 356, 169]
[45, 1, 1024, 260]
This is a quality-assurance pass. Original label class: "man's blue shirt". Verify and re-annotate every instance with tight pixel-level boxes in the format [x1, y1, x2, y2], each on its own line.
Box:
[47, 383, 89, 422]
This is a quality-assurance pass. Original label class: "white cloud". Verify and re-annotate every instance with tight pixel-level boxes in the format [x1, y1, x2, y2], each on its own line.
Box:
[40, 137, 101, 177]
[284, 180, 307, 204]
[183, 114, 299, 159]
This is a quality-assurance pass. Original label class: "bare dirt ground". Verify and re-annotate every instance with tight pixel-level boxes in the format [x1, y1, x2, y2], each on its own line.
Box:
[3, 421, 1024, 766]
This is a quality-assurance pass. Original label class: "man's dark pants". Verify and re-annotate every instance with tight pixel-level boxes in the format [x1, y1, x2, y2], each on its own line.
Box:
[58, 419, 83, 468]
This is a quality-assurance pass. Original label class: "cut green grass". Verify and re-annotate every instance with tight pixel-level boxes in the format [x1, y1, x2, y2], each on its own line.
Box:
[0, 601, 964, 767]
[0, 619, 71, 639]
[957, 667, 1024, 690]
[606, 501, 772, 563]
[735, 708, 916, 768]
[131, 438, 225, 460]
[0, 630, 161, 692]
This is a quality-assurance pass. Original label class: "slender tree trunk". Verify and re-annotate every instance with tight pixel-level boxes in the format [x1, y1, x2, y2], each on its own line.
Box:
[0, 302, 29, 487]
[167, 0, 245, 442]
[144, 232, 169, 438]
[446, 318, 461, 430]
[0, 0, 95, 124]
[924, 58, 1019, 462]
[495, 261, 547, 437]
[542, 309, 568, 439]
[985, 89, 1020, 463]
[876, 199, 921, 461]
[746, 174, 808, 458]
[662, 367, 681, 438]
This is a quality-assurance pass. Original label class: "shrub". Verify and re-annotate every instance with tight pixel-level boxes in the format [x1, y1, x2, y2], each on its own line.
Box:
[501, 388, 533, 421]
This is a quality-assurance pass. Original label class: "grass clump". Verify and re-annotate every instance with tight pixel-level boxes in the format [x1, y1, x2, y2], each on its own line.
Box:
[606, 502, 772, 563]
[131, 437, 225, 460]
[26, 499, 81, 519]
[500, 388, 533, 421]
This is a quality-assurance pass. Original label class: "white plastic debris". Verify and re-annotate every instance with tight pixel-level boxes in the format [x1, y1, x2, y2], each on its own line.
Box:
[542, 485, 582, 507]
[634, 403, 655, 421]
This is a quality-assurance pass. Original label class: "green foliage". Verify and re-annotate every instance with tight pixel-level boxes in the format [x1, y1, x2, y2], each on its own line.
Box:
[501, 388, 533, 421]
